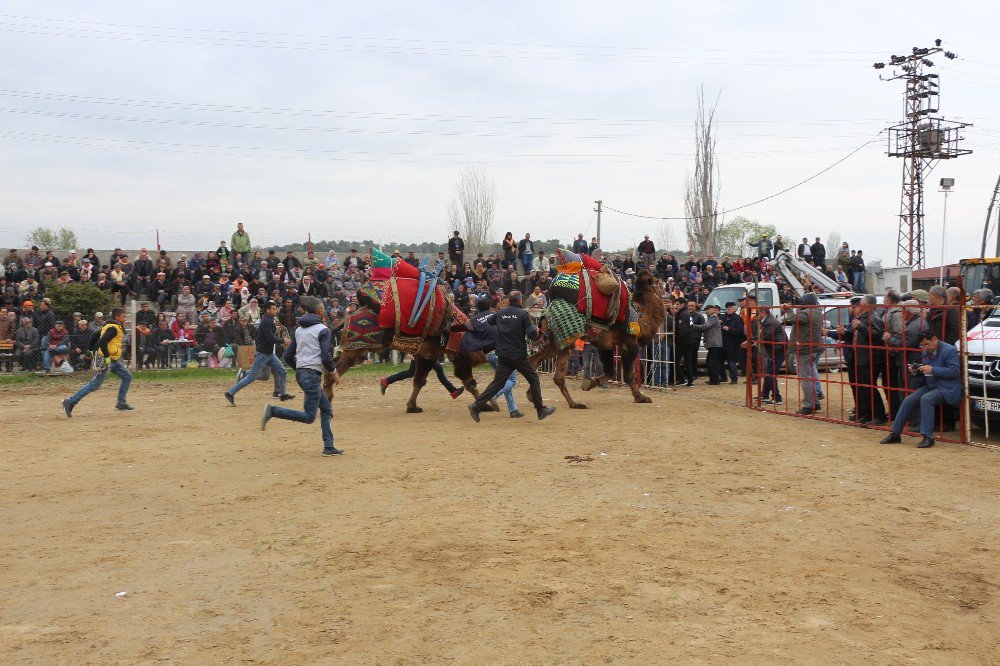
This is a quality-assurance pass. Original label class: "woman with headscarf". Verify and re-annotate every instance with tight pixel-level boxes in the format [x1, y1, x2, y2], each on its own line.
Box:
[239, 297, 262, 327]
[324, 249, 339, 269]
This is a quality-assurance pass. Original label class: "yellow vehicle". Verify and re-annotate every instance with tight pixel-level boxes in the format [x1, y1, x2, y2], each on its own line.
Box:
[960, 257, 1000, 295]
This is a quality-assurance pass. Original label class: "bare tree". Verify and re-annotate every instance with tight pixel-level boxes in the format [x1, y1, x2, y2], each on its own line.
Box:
[447, 166, 497, 259]
[826, 231, 841, 261]
[683, 86, 722, 256]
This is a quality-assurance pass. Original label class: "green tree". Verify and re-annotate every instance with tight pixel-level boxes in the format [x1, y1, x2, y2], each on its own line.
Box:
[24, 226, 79, 250]
[43, 280, 116, 318]
[714, 217, 780, 258]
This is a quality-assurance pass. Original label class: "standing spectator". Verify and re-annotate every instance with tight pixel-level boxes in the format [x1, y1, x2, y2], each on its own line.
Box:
[837, 242, 851, 276]
[517, 233, 535, 273]
[260, 297, 342, 456]
[500, 231, 516, 269]
[791, 293, 824, 414]
[62, 308, 133, 415]
[637, 234, 656, 268]
[966, 289, 996, 330]
[674, 300, 702, 387]
[757, 305, 787, 405]
[810, 237, 826, 268]
[797, 237, 812, 263]
[231, 222, 252, 266]
[747, 234, 773, 261]
[850, 250, 866, 293]
[926, 285, 960, 345]
[882, 290, 906, 419]
[773, 234, 786, 253]
[448, 230, 465, 267]
[851, 295, 887, 425]
[589, 237, 601, 258]
[720, 301, 745, 382]
[692, 303, 724, 384]
[581, 342, 608, 389]
[572, 233, 589, 255]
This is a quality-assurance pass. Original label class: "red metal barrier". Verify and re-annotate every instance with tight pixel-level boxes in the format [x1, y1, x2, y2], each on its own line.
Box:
[745, 297, 997, 450]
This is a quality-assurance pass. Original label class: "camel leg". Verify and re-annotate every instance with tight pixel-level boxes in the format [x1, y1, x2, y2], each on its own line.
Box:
[547, 348, 588, 409]
[620, 342, 652, 404]
[406, 356, 433, 413]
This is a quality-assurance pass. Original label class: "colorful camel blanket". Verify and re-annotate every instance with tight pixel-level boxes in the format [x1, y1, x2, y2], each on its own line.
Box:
[545, 298, 587, 350]
[378, 277, 448, 337]
[341, 305, 382, 351]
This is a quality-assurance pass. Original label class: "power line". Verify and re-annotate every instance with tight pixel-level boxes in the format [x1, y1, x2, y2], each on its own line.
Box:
[601, 137, 880, 221]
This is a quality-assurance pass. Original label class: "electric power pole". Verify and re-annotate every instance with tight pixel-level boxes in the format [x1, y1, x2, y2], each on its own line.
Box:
[594, 199, 602, 248]
[981, 174, 1000, 258]
[874, 40, 971, 269]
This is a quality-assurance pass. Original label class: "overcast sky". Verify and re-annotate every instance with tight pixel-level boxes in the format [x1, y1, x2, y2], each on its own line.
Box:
[0, 1, 997, 265]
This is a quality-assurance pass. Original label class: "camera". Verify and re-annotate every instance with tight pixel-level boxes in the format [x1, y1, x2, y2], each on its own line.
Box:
[908, 362, 921, 373]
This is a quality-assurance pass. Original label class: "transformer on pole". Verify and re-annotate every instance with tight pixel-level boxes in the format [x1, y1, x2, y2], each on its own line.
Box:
[874, 40, 971, 269]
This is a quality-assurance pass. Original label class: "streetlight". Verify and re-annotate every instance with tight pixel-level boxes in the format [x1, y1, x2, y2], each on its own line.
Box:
[939, 177, 954, 285]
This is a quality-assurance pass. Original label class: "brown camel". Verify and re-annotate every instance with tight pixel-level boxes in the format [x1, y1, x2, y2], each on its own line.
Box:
[327, 305, 493, 413]
[528, 269, 666, 409]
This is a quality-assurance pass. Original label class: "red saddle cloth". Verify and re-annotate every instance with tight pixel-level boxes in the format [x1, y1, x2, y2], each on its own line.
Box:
[378, 277, 448, 337]
[577, 270, 629, 323]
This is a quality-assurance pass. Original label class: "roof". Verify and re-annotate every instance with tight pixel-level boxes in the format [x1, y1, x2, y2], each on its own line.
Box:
[911, 264, 960, 280]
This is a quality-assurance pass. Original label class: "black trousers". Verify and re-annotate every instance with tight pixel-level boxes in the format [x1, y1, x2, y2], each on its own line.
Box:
[855, 364, 886, 421]
[706, 347, 724, 383]
[387, 359, 457, 393]
[676, 343, 699, 385]
[473, 357, 543, 412]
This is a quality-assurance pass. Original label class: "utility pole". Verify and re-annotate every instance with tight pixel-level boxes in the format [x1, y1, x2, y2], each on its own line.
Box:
[981, 173, 1000, 258]
[593, 199, 602, 248]
[874, 40, 971, 269]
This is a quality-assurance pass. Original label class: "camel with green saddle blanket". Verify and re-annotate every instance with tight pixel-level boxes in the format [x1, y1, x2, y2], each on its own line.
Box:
[529, 261, 667, 409]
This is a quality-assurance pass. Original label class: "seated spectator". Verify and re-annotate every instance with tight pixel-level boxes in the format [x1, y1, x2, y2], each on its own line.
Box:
[43, 320, 70, 372]
[14, 317, 39, 371]
[68, 319, 93, 370]
[880, 330, 962, 448]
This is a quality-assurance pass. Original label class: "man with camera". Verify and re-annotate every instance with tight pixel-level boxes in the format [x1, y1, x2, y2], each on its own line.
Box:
[879, 330, 961, 449]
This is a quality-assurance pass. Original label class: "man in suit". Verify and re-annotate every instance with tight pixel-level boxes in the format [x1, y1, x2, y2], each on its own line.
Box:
[880, 330, 962, 449]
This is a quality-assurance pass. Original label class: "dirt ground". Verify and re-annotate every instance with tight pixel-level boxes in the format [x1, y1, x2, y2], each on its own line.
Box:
[1, 369, 997, 664]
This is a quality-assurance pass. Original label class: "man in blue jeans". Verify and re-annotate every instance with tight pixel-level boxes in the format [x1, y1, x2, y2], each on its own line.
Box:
[62, 308, 133, 416]
[880, 330, 961, 449]
[261, 297, 341, 456]
[486, 351, 522, 417]
[225, 300, 294, 405]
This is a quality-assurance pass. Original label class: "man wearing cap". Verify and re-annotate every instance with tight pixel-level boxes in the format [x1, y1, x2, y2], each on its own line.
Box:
[747, 234, 773, 261]
[692, 304, 724, 385]
[14, 316, 40, 371]
[62, 307, 133, 415]
[720, 301, 744, 383]
[810, 237, 827, 268]
[404, 250, 419, 268]
[448, 231, 465, 267]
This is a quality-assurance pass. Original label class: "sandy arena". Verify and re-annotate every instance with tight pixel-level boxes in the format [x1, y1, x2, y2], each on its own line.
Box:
[1, 370, 997, 664]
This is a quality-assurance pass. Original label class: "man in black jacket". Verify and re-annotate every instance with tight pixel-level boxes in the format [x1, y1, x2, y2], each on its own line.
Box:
[720, 301, 745, 383]
[810, 237, 826, 268]
[468, 291, 555, 422]
[674, 300, 703, 387]
[448, 231, 465, 267]
[225, 301, 294, 404]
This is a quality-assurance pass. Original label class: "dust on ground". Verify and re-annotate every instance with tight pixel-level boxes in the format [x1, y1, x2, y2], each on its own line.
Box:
[1, 371, 997, 664]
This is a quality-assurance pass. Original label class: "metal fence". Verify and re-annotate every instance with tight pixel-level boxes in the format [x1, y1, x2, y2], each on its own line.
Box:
[745, 301, 997, 451]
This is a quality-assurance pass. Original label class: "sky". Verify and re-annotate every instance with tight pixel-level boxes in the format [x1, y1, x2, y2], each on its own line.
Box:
[0, 0, 998, 266]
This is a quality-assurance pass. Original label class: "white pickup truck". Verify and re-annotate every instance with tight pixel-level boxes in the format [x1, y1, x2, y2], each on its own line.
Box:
[696, 282, 862, 373]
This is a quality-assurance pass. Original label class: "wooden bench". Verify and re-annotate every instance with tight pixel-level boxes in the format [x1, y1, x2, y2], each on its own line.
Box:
[0, 339, 15, 371]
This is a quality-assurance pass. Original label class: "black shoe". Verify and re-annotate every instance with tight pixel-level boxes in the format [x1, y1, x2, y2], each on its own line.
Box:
[509, 410, 524, 418]
[857, 418, 871, 425]
[279, 393, 295, 402]
[796, 406, 817, 415]
[917, 436, 935, 449]
[468, 404, 481, 423]
[685, 382, 695, 388]
[873, 418, 888, 426]
[224, 392, 236, 407]
[322, 447, 344, 456]
[880, 433, 902, 444]
[537, 406, 556, 420]
[730, 380, 738, 385]
[115, 403, 134, 411]
[62, 399, 73, 418]
[261, 404, 274, 431]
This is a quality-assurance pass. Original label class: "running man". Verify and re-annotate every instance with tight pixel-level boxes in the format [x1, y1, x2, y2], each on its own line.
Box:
[62, 307, 133, 416]
[379, 356, 464, 399]
[225, 300, 294, 405]
[260, 297, 342, 456]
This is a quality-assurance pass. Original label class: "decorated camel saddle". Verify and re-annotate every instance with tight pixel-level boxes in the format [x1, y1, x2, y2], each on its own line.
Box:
[544, 249, 640, 349]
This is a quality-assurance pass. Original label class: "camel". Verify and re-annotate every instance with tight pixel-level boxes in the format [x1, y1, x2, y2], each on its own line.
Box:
[327, 303, 493, 413]
[528, 269, 666, 409]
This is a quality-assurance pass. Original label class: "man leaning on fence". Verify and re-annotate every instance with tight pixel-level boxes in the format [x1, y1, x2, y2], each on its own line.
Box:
[880, 330, 962, 449]
[792, 292, 824, 415]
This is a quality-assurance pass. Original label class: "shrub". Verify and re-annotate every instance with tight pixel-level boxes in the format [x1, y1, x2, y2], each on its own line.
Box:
[44, 281, 117, 318]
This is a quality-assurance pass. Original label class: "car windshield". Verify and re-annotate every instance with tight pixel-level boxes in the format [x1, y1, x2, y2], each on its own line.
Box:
[703, 285, 773, 310]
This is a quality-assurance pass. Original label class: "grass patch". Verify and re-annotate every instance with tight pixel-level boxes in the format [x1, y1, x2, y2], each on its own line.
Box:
[0, 363, 410, 387]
